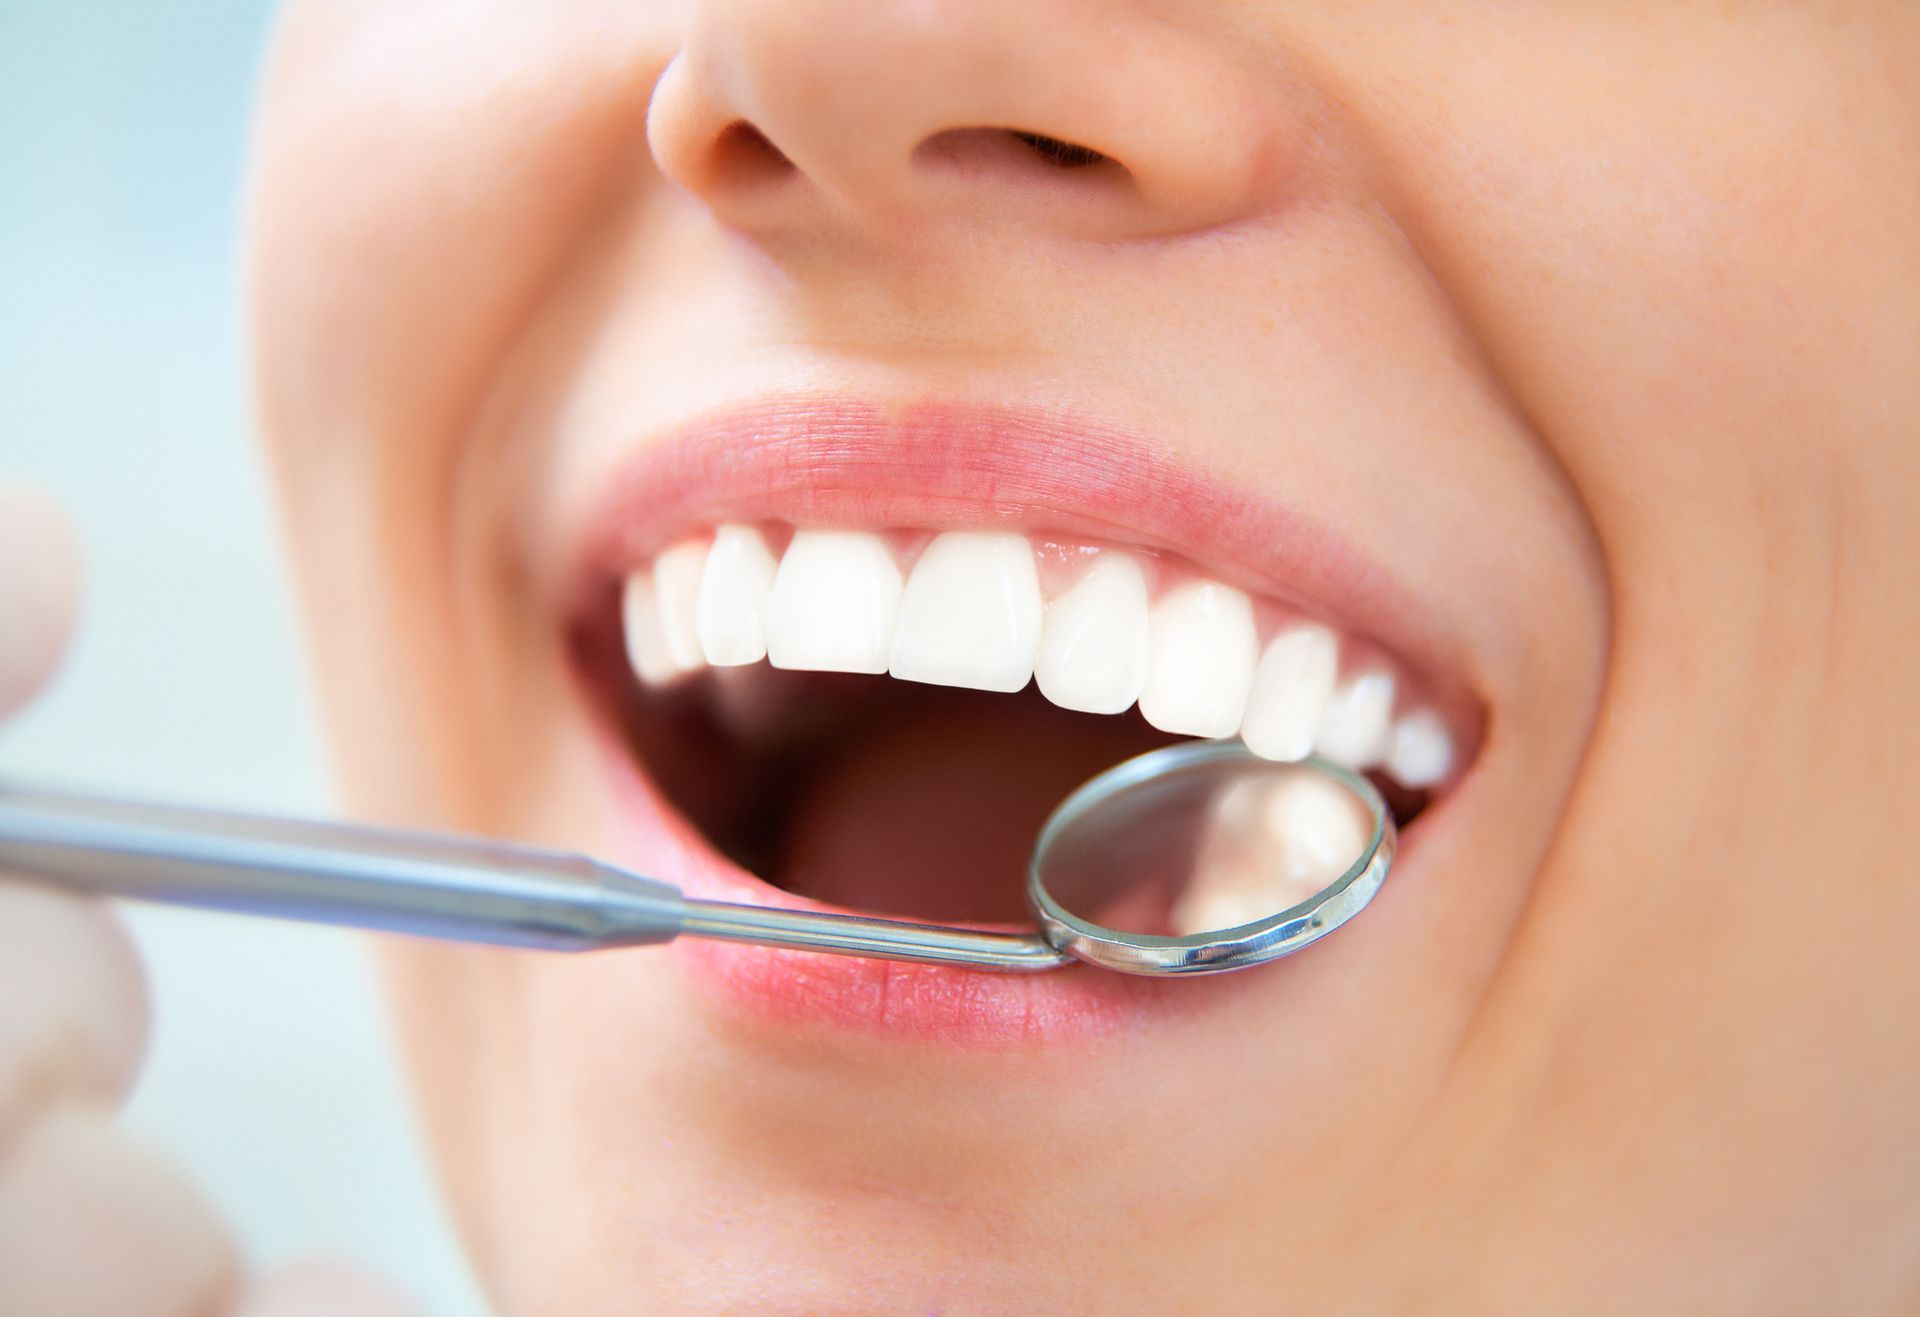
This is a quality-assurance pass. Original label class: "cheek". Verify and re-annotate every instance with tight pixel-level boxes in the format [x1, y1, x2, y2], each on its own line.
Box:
[247, 1, 681, 815]
[248, 1, 673, 494]
[1303, 9, 1920, 521]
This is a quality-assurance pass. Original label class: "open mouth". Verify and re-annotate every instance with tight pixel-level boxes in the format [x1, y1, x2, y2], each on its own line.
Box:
[566, 401, 1482, 954]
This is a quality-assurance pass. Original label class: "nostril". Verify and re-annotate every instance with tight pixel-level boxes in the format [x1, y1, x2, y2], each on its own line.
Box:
[709, 120, 795, 186]
[914, 127, 1133, 191]
[1008, 131, 1107, 170]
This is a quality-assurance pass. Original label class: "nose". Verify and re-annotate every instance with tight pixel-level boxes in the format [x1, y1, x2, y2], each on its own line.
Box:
[648, 0, 1297, 242]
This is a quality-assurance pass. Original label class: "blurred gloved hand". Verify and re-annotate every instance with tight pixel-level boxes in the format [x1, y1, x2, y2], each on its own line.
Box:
[0, 482, 420, 1317]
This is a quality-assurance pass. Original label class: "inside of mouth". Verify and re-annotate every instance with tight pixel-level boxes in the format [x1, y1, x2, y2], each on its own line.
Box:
[600, 658, 1429, 927]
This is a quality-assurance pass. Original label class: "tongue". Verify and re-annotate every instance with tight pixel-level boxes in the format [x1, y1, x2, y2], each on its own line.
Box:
[775, 695, 1161, 924]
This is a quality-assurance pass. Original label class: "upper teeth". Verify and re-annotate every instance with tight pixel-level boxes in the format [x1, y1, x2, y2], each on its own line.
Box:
[1033, 552, 1149, 715]
[764, 530, 902, 674]
[696, 524, 778, 666]
[620, 525, 1457, 787]
[1239, 623, 1339, 762]
[889, 531, 1043, 693]
[1138, 579, 1259, 739]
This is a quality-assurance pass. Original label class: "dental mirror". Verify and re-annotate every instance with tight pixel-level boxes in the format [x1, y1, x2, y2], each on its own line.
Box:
[0, 742, 1394, 977]
[1025, 740, 1395, 975]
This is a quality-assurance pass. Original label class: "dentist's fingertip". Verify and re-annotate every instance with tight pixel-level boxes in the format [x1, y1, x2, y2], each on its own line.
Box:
[0, 886, 149, 1149]
[0, 1107, 238, 1317]
[0, 480, 82, 718]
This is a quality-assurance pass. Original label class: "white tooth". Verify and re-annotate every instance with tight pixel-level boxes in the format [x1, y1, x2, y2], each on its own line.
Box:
[1387, 709, 1454, 788]
[1314, 669, 1397, 768]
[620, 572, 680, 687]
[1239, 623, 1340, 762]
[652, 538, 709, 674]
[1170, 768, 1370, 936]
[889, 531, 1043, 692]
[1259, 767, 1373, 882]
[765, 530, 903, 674]
[1034, 554, 1150, 714]
[1138, 579, 1258, 738]
[696, 524, 778, 666]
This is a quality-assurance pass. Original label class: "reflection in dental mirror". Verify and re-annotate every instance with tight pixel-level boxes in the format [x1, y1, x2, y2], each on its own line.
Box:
[1169, 768, 1371, 935]
[1027, 742, 1392, 973]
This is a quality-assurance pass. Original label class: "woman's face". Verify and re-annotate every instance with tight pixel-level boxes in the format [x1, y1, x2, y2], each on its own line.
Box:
[248, 2, 1920, 1310]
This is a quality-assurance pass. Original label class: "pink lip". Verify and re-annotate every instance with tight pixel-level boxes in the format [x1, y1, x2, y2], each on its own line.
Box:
[566, 396, 1464, 1046]
[593, 728, 1195, 1046]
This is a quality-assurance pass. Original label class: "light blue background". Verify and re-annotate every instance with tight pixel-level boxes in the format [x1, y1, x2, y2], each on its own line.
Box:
[1, 3, 488, 1311]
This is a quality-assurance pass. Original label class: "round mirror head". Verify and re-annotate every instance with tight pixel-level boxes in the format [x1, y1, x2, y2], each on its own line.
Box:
[1027, 741, 1395, 976]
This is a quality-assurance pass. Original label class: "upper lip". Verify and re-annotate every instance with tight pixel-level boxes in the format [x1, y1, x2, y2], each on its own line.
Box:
[563, 394, 1482, 730]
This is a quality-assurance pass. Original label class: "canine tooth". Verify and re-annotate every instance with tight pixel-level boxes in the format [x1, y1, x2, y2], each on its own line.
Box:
[1138, 580, 1258, 738]
[765, 530, 903, 673]
[1170, 768, 1370, 935]
[1034, 553, 1150, 714]
[1387, 709, 1454, 788]
[1239, 623, 1340, 762]
[889, 531, 1043, 691]
[620, 572, 680, 687]
[1314, 669, 1396, 768]
[653, 538, 709, 674]
[697, 525, 778, 666]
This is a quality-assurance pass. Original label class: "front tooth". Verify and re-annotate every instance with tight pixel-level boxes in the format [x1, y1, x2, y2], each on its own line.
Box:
[1314, 669, 1396, 768]
[653, 538, 709, 674]
[765, 530, 904, 674]
[1239, 623, 1340, 762]
[889, 531, 1043, 691]
[620, 572, 680, 687]
[1034, 553, 1150, 714]
[1386, 709, 1454, 788]
[697, 524, 778, 666]
[1138, 579, 1258, 738]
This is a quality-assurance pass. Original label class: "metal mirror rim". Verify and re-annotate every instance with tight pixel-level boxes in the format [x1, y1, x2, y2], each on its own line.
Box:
[1026, 740, 1397, 977]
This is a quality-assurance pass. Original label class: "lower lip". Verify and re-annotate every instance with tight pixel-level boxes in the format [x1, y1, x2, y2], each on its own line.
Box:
[592, 729, 1241, 1047]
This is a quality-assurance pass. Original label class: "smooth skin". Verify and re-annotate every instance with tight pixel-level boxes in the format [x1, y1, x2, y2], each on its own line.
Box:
[245, 2, 1920, 1313]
